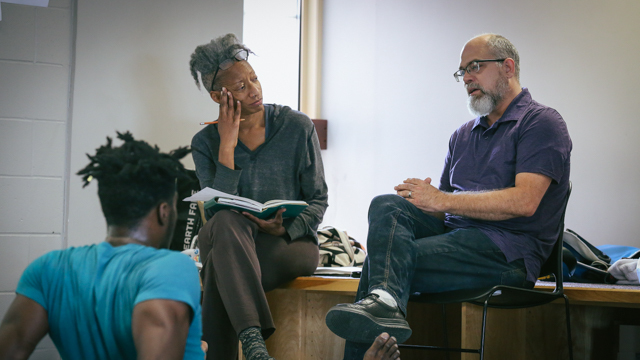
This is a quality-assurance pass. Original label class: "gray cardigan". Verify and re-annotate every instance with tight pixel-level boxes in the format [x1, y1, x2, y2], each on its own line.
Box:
[191, 104, 328, 241]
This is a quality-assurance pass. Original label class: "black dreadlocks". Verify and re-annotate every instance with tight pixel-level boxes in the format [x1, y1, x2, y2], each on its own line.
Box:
[76, 131, 191, 227]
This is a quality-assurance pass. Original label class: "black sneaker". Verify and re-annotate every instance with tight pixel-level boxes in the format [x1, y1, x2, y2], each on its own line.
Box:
[325, 294, 412, 344]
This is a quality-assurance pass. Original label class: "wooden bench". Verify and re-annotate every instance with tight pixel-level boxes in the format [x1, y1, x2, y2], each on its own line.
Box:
[264, 276, 640, 360]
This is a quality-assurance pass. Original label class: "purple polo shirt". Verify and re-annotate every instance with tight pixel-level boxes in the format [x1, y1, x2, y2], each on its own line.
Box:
[439, 88, 572, 282]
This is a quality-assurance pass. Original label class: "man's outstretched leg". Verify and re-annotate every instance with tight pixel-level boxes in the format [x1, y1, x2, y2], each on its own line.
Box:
[364, 333, 399, 360]
[326, 194, 445, 348]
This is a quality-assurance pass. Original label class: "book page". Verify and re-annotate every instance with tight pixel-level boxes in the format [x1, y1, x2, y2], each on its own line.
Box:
[263, 199, 308, 208]
[183, 187, 262, 208]
[183, 187, 228, 202]
[217, 198, 262, 211]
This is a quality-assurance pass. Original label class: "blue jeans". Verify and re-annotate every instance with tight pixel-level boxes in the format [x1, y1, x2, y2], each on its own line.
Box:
[343, 195, 530, 359]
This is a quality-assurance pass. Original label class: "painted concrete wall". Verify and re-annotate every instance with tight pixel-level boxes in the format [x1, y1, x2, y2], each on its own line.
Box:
[0, 0, 243, 356]
[0, 0, 73, 358]
[320, 0, 640, 248]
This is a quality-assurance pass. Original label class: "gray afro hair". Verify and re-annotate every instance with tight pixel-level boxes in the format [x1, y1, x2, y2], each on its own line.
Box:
[189, 33, 253, 92]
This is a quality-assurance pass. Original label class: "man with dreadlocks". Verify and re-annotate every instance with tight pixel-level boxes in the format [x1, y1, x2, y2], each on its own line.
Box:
[0, 132, 205, 359]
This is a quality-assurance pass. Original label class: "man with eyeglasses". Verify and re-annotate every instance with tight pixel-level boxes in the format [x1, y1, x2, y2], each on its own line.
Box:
[326, 34, 572, 359]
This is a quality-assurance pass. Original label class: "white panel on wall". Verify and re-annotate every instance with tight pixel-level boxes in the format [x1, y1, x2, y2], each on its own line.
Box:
[35, 7, 71, 65]
[31, 121, 66, 177]
[0, 178, 64, 234]
[0, 236, 29, 291]
[0, 62, 69, 120]
[0, 4, 35, 61]
[0, 119, 66, 177]
[0, 119, 33, 175]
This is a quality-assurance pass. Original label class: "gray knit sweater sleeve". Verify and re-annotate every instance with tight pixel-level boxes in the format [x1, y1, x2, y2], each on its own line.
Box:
[286, 122, 328, 240]
[191, 130, 242, 195]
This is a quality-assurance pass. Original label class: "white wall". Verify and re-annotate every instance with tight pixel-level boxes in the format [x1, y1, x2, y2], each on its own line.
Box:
[320, 0, 640, 248]
[67, 0, 244, 247]
[0, 0, 72, 358]
[243, 0, 301, 109]
[0, 0, 243, 356]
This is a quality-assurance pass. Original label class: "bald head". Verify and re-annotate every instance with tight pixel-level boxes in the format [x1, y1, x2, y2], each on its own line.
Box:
[465, 34, 520, 83]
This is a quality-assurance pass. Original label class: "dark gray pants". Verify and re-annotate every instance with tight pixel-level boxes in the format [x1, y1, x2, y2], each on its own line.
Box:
[198, 210, 319, 360]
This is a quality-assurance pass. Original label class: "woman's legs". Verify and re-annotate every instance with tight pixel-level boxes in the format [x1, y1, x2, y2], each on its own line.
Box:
[199, 210, 319, 360]
[199, 210, 265, 360]
[254, 232, 319, 293]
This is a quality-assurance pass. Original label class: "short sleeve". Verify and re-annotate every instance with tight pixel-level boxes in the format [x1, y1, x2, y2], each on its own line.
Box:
[135, 252, 201, 313]
[515, 108, 571, 183]
[16, 254, 50, 309]
[439, 132, 456, 192]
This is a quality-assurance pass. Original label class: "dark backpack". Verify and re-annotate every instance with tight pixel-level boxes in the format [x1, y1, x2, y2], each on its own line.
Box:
[562, 229, 616, 283]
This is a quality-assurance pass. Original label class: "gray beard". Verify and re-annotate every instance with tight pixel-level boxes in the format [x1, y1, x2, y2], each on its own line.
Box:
[467, 76, 509, 117]
[467, 93, 495, 117]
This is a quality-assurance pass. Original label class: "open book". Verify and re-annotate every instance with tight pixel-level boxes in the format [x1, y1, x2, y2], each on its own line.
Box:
[183, 187, 308, 220]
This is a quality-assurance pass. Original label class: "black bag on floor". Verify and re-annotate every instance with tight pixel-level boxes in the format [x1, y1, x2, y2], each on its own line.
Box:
[169, 169, 203, 251]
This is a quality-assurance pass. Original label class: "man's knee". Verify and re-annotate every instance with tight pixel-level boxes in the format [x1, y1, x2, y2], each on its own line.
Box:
[368, 194, 410, 218]
[369, 194, 407, 210]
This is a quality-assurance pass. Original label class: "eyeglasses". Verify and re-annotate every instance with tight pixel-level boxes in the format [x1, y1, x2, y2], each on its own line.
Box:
[210, 49, 249, 91]
[453, 59, 506, 82]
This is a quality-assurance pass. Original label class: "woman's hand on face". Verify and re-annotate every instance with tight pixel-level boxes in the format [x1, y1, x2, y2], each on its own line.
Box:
[217, 87, 242, 150]
[242, 208, 287, 237]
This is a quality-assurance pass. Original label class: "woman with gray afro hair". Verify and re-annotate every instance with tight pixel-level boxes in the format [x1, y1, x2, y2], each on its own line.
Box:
[188, 34, 329, 360]
[189, 33, 253, 93]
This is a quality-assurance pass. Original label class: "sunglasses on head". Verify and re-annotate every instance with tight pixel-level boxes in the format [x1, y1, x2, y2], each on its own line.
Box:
[210, 49, 250, 92]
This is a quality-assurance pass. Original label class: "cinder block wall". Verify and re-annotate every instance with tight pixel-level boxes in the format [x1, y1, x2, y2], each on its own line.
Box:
[0, 1, 74, 358]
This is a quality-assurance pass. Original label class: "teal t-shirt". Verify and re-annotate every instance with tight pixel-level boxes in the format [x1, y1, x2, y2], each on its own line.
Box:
[16, 242, 204, 360]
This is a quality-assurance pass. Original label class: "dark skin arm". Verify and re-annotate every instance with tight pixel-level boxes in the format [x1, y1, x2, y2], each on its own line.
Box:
[132, 299, 193, 360]
[0, 297, 202, 360]
[0, 295, 49, 360]
[215, 89, 243, 170]
[243, 208, 287, 237]
[0, 297, 194, 360]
